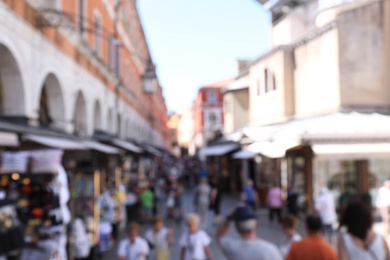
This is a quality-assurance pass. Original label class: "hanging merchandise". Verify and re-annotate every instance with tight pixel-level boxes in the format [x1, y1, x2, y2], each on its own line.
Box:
[0, 200, 25, 255]
[0, 152, 29, 173]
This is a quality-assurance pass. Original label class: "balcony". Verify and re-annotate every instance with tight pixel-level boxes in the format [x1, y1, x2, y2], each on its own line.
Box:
[318, 0, 376, 12]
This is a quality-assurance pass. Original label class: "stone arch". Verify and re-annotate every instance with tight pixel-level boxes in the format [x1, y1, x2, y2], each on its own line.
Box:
[0, 44, 26, 116]
[93, 100, 102, 132]
[38, 73, 66, 130]
[74, 91, 87, 136]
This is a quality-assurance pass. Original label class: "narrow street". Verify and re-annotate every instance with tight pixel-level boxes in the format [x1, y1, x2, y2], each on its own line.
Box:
[102, 188, 306, 260]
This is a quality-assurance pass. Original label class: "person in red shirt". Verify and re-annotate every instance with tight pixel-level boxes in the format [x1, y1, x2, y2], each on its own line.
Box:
[287, 215, 337, 260]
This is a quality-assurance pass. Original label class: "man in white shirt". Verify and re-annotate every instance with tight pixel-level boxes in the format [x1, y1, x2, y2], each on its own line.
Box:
[117, 223, 149, 260]
[314, 187, 337, 243]
[216, 205, 283, 260]
[376, 180, 390, 235]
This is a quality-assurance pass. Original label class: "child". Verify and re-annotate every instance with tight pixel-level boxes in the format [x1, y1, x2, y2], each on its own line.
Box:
[279, 216, 301, 259]
[179, 214, 213, 260]
[140, 185, 154, 221]
[144, 217, 174, 260]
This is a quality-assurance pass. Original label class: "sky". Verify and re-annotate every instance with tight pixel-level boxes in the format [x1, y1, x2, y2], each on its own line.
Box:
[138, 0, 271, 113]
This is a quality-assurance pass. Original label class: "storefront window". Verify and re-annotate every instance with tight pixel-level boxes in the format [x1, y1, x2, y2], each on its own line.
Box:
[369, 158, 390, 204]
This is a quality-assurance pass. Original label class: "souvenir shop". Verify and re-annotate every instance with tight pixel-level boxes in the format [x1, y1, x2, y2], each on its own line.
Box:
[0, 149, 71, 260]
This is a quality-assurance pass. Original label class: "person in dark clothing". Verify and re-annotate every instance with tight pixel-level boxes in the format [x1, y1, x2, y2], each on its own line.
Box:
[287, 187, 299, 217]
[210, 177, 222, 225]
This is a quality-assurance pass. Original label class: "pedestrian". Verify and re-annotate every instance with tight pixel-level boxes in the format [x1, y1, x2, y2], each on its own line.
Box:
[173, 179, 184, 220]
[117, 223, 150, 260]
[140, 184, 154, 221]
[145, 217, 174, 260]
[180, 213, 213, 260]
[241, 179, 259, 210]
[376, 180, 390, 236]
[286, 186, 299, 217]
[210, 176, 222, 225]
[279, 216, 301, 259]
[315, 187, 337, 243]
[266, 182, 283, 223]
[195, 177, 211, 229]
[216, 205, 283, 260]
[338, 200, 390, 260]
[286, 215, 337, 260]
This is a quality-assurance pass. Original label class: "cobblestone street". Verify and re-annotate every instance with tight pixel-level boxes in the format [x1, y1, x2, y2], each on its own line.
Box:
[102, 188, 306, 260]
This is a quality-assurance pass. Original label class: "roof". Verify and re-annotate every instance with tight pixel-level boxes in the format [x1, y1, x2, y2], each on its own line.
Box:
[202, 78, 235, 89]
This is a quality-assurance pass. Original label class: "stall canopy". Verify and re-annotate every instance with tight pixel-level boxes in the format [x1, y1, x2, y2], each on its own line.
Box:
[232, 149, 256, 160]
[0, 131, 19, 147]
[248, 141, 299, 158]
[23, 134, 86, 150]
[312, 143, 390, 160]
[143, 146, 162, 157]
[199, 143, 240, 157]
[111, 139, 142, 154]
[82, 140, 121, 154]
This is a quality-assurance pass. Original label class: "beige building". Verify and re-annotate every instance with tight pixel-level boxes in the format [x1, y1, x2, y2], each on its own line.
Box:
[228, 0, 390, 207]
[223, 61, 250, 135]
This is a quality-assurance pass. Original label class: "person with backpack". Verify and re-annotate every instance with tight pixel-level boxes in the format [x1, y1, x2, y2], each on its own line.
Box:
[242, 180, 259, 210]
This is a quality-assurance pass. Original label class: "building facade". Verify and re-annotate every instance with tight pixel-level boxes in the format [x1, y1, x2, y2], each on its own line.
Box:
[223, 0, 390, 206]
[0, 0, 168, 147]
[192, 79, 233, 150]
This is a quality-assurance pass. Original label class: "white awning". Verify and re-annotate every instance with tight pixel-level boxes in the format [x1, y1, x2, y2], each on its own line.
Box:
[0, 132, 19, 147]
[199, 143, 239, 157]
[312, 143, 390, 160]
[23, 134, 86, 150]
[112, 139, 142, 153]
[248, 141, 299, 158]
[82, 140, 121, 154]
[232, 150, 256, 160]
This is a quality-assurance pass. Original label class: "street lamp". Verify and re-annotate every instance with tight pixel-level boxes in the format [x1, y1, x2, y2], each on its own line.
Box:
[142, 61, 157, 94]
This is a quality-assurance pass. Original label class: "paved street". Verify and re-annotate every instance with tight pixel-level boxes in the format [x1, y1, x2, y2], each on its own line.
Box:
[102, 188, 306, 260]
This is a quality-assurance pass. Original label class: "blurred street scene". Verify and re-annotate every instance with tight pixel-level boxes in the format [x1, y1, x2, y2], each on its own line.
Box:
[1, 0, 390, 259]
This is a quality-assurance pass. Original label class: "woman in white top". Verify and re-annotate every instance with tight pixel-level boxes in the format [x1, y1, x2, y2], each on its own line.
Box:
[195, 178, 211, 229]
[180, 213, 213, 260]
[338, 200, 390, 260]
[279, 215, 301, 259]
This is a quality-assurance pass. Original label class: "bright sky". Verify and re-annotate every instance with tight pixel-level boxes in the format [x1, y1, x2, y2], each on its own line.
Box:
[138, 0, 271, 113]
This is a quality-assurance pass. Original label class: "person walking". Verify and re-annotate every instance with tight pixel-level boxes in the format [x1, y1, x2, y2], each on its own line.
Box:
[286, 186, 299, 217]
[216, 205, 283, 260]
[195, 177, 211, 229]
[338, 200, 390, 260]
[210, 176, 222, 225]
[279, 216, 301, 259]
[180, 213, 213, 260]
[140, 184, 154, 222]
[315, 187, 337, 243]
[266, 182, 283, 223]
[376, 180, 390, 236]
[144, 217, 174, 260]
[286, 215, 337, 260]
[242, 180, 259, 210]
[117, 223, 150, 260]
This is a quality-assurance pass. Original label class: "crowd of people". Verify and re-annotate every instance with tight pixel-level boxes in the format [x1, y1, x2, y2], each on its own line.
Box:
[113, 169, 390, 260]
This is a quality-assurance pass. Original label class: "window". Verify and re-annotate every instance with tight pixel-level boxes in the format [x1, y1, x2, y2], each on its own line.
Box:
[209, 113, 217, 129]
[109, 37, 121, 76]
[77, 0, 87, 35]
[263, 68, 277, 93]
[264, 68, 269, 93]
[208, 90, 217, 104]
[54, 0, 61, 9]
[93, 12, 102, 57]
